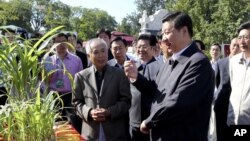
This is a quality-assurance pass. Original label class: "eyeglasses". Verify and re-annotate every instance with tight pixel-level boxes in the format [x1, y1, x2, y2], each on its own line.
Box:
[137, 45, 150, 50]
[237, 35, 250, 40]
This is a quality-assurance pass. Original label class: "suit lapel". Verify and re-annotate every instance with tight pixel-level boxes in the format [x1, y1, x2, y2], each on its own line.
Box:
[177, 42, 199, 63]
[107, 59, 116, 67]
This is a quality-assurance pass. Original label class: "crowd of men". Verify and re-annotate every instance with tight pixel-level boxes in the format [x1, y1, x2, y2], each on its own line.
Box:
[1, 11, 250, 141]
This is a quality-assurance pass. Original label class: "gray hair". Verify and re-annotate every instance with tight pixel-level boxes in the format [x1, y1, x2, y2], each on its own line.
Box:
[85, 38, 108, 54]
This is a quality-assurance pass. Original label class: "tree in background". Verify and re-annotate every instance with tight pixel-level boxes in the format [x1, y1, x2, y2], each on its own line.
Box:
[30, 0, 50, 32]
[78, 8, 117, 40]
[135, 0, 165, 16]
[0, 0, 117, 40]
[117, 0, 165, 37]
[70, 6, 84, 34]
[0, 0, 71, 32]
[117, 18, 132, 35]
[165, 0, 250, 47]
[44, 1, 71, 31]
[0, 0, 33, 31]
[117, 12, 141, 36]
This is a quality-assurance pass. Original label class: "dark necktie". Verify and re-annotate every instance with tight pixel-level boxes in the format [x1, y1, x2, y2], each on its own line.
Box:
[138, 64, 145, 71]
[96, 72, 103, 95]
[169, 59, 178, 71]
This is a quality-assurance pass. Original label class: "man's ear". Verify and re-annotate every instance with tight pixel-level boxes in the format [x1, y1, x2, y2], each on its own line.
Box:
[182, 26, 188, 35]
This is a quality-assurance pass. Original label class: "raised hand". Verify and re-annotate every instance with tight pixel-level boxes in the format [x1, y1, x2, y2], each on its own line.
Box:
[124, 60, 138, 81]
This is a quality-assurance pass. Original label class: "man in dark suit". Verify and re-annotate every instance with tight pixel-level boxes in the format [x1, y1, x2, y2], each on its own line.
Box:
[124, 11, 214, 141]
[107, 36, 130, 68]
[214, 38, 240, 141]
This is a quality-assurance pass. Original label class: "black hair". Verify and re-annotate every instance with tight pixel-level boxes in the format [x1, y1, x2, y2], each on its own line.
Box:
[212, 43, 221, 51]
[77, 39, 82, 46]
[1, 28, 16, 35]
[96, 28, 111, 39]
[110, 36, 127, 47]
[53, 32, 68, 43]
[66, 32, 77, 39]
[194, 40, 206, 50]
[162, 11, 193, 37]
[156, 31, 163, 41]
[237, 21, 250, 34]
[138, 34, 157, 46]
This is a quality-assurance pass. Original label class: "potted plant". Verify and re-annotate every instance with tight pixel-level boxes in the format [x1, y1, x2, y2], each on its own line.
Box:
[0, 26, 77, 141]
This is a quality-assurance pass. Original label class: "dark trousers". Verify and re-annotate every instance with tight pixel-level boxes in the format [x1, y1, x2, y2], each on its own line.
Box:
[130, 125, 150, 141]
[214, 98, 231, 141]
[57, 92, 82, 134]
[58, 92, 74, 121]
[0, 87, 7, 106]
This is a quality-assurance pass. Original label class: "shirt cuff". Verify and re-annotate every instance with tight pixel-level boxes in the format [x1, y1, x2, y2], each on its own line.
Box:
[144, 119, 156, 129]
[129, 78, 137, 83]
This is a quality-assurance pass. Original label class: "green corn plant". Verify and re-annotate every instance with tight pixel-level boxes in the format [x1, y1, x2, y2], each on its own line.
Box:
[0, 26, 76, 141]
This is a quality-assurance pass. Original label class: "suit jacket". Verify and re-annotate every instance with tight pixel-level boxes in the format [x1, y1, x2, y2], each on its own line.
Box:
[213, 57, 231, 141]
[108, 49, 114, 60]
[130, 57, 161, 128]
[76, 50, 88, 69]
[107, 55, 130, 69]
[72, 65, 131, 141]
[134, 42, 214, 141]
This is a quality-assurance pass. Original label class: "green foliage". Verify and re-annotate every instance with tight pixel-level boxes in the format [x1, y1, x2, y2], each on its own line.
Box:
[78, 8, 117, 40]
[44, 1, 71, 31]
[0, 0, 118, 40]
[69, 6, 84, 34]
[0, 26, 66, 141]
[117, 18, 133, 35]
[117, 12, 141, 37]
[165, 0, 250, 49]
[0, 92, 61, 141]
[135, 0, 165, 15]
[118, 0, 165, 36]
[30, 0, 51, 32]
[0, 0, 33, 31]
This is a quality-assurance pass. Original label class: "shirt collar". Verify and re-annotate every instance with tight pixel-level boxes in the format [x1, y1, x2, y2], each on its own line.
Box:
[93, 65, 107, 74]
[56, 52, 70, 60]
[172, 42, 192, 60]
[115, 55, 128, 67]
[240, 52, 250, 66]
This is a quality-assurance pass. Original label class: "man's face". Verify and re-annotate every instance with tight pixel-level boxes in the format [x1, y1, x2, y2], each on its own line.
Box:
[136, 39, 153, 61]
[237, 29, 250, 53]
[210, 45, 221, 60]
[230, 38, 240, 56]
[158, 40, 172, 58]
[98, 33, 110, 47]
[111, 40, 127, 64]
[161, 21, 183, 53]
[76, 43, 82, 52]
[68, 35, 76, 48]
[89, 43, 108, 70]
[5, 32, 15, 43]
[54, 36, 68, 58]
[153, 45, 161, 57]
